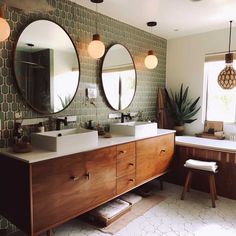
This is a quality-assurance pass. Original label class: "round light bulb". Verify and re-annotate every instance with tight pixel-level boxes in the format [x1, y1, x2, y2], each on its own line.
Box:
[88, 34, 105, 59]
[144, 50, 158, 69]
[0, 17, 10, 41]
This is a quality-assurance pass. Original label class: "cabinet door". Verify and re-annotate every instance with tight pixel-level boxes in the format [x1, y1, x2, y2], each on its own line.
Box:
[32, 146, 116, 234]
[136, 134, 174, 185]
[83, 147, 117, 205]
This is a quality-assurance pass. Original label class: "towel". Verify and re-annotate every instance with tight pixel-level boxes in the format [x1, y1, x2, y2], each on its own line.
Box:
[184, 159, 218, 172]
[89, 199, 130, 220]
[120, 192, 142, 205]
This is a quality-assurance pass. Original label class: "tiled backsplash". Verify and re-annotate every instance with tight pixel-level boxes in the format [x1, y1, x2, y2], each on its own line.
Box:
[0, 0, 166, 148]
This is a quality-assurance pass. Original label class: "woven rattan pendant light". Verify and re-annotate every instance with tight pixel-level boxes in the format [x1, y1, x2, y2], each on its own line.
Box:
[218, 21, 236, 89]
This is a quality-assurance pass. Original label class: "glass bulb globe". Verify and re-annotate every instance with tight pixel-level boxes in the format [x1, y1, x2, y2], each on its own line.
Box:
[0, 17, 10, 41]
[144, 50, 158, 69]
[88, 34, 105, 59]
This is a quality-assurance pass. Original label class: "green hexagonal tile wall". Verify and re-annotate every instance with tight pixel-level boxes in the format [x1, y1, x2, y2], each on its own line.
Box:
[0, 0, 167, 231]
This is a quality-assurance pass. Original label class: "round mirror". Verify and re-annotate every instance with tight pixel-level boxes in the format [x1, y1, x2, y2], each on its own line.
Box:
[101, 44, 136, 110]
[14, 19, 80, 114]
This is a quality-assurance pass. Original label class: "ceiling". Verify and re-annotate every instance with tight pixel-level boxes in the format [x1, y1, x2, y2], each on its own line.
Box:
[70, 0, 236, 39]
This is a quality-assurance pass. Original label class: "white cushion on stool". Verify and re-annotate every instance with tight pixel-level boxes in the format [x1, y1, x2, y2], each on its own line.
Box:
[184, 159, 218, 172]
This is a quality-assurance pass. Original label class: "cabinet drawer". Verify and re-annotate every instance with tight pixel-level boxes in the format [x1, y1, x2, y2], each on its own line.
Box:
[117, 171, 135, 195]
[32, 146, 117, 233]
[117, 155, 135, 177]
[117, 142, 135, 160]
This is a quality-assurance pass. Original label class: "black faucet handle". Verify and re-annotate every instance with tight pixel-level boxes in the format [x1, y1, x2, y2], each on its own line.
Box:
[64, 116, 68, 125]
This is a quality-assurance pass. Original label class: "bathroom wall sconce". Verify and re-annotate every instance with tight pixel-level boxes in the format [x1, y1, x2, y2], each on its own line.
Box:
[0, 5, 10, 41]
[144, 21, 158, 69]
[218, 21, 236, 89]
[88, 0, 105, 59]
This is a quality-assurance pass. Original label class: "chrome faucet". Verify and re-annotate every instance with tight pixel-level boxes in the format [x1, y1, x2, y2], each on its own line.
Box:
[56, 117, 68, 130]
[121, 113, 132, 123]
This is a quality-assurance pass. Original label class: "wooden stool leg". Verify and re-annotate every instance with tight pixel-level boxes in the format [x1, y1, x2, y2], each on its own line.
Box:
[212, 174, 218, 200]
[181, 170, 192, 200]
[209, 174, 216, 208]
[187, 172, 192, 192]
[46, 229, 52, 236]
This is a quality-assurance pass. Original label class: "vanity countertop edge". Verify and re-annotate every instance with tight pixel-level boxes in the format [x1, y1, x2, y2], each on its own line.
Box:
[0, 129, 175, 163]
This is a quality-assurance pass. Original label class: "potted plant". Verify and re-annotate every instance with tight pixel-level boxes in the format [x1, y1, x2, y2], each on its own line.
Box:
[165, 84, 201, 135]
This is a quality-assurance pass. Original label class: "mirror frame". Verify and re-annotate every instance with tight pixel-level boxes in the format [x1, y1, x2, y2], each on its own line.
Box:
[13, 18, 80, 115]
[101, 43, 137, 111]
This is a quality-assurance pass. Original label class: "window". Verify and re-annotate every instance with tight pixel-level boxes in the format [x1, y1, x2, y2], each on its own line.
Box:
[204, 54, 236, 123]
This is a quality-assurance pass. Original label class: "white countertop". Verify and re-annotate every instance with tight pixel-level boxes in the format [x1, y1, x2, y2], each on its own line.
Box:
[176, 136, 236, 153]
[0, 129, 175, 164]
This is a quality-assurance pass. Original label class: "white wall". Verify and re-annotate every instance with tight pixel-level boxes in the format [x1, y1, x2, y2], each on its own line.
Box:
[166, 27, 236, 135]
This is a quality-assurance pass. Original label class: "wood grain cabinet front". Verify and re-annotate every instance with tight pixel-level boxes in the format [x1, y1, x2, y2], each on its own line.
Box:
[117, 142, 136, 178]
[0, 132, 175, 236]
[117, 171, 136, 195]
[136, 134, 175, 185]
[116, 142, 136, 194]
[32, 146, 117, 234]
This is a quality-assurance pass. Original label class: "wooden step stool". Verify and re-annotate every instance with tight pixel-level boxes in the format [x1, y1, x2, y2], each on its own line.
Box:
[181, 159, 218, 208]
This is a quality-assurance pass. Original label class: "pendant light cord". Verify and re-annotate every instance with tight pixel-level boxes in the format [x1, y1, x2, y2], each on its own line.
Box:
[0, 4, 4, 18]
[95, 3, 98, 34]
[229, 20, 232, 53]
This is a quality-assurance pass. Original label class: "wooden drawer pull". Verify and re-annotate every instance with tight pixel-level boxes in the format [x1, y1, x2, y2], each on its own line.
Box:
[84, 172, 90, 180]
[70, 176, 79, 181]
[160, 149, 166, 154]
[129, 179, 134, 182]
[129, 163, 134, 166]
[119, 150, 127, 155]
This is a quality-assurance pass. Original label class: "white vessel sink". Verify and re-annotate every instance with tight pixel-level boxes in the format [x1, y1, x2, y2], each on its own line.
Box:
[110, 121, 158, 137]
[31, 128, 98, 153]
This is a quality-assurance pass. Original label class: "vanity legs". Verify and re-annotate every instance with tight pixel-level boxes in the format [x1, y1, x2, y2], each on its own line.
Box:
[160, 179, 163, 190]
[46, 229, 52, 236]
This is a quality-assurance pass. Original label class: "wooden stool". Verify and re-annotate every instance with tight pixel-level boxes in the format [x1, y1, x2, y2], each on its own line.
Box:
[181, 165, 218, 208]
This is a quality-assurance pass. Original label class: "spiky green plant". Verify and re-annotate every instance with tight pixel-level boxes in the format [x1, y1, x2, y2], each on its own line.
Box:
[165, 84, 201, 126]
[58, 94, 72, 108]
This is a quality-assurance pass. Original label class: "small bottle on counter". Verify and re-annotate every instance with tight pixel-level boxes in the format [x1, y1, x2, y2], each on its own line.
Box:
[38, 122, 45, 133]
[13, 122, 23, 144]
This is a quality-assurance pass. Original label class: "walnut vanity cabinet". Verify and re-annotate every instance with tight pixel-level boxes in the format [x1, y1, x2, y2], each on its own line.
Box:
[0, 146, 117, 236]
[136, 133, 175, 184]
[32, 146, 117, 234]
[0, 131, 175, 236]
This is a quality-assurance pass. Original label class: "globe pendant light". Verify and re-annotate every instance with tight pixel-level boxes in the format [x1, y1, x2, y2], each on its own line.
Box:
[0, 5, 10, 41]
[144, 21, 158, 69]
[218, 21, 236, 89]
[88, 0, 105, 59]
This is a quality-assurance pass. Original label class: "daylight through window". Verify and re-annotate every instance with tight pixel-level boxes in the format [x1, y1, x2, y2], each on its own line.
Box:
[204, 54, 236, 123]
